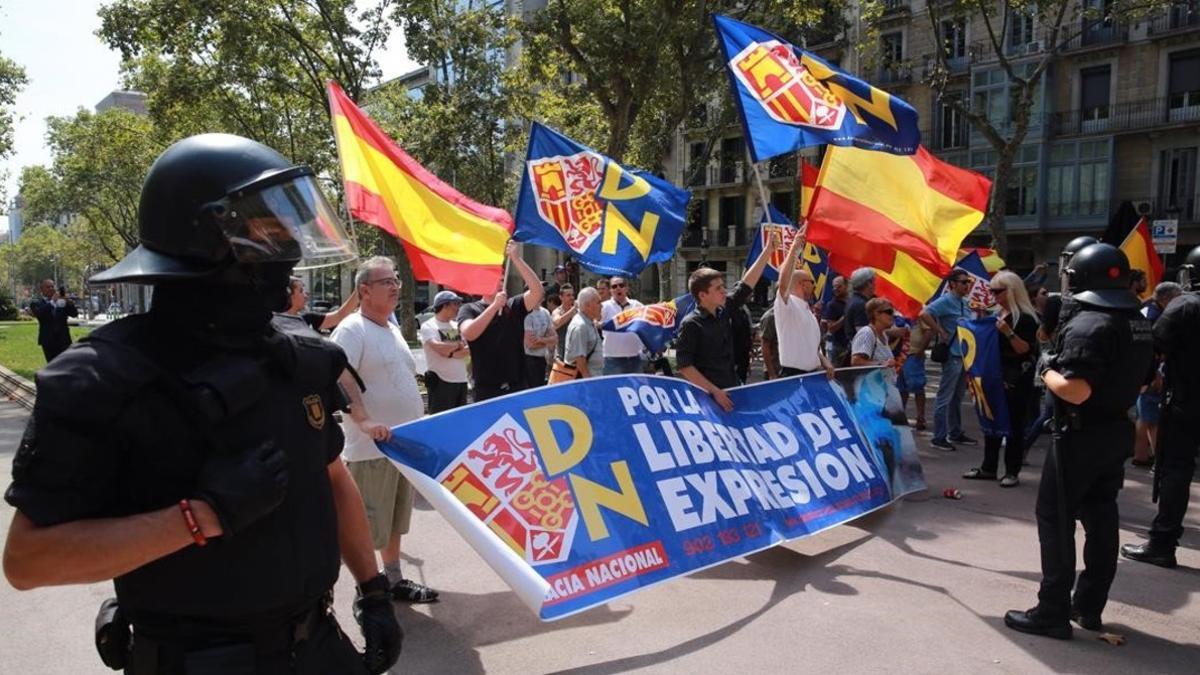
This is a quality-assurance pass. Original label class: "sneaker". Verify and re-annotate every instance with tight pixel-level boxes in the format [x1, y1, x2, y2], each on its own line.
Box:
[931, 438, 957, 451]
[999, 475, 1020, 488]
[949, 433, 978, 445]
[391, 578, 440, 603]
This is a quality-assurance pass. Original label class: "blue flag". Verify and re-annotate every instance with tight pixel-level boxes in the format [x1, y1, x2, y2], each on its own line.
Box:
[713, 14, 921, 163]
[745, 204, 832, 303]
[957, 317, 1010, 437]
[928, 251, 996, 313]
[600, 294, 696, 354]
[378, 368, 924, 620]
[513, 123, 690, 277]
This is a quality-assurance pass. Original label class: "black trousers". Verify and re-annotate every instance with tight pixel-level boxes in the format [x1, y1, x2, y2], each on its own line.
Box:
[41, 341, 69, 363]
[425, 371, 468, 414]
[1149, 401, 1200, 549]
[982, 376, 1033, 478]
[524, 354, 549, 389]
[473, 381, 525, 403]
[1035, 420, 1130, 620]
[126, 610, 368, 675]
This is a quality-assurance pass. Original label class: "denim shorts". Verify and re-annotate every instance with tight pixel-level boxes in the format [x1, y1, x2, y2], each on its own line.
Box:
[1136, 391, 1161, 424]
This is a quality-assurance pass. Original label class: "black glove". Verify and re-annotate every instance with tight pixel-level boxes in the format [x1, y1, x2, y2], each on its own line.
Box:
[195, 440, 288, 535]
[355, 574, 403, 674]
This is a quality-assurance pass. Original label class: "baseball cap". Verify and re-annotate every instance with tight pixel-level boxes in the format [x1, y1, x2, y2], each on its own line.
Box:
[432, 290, 464, 310]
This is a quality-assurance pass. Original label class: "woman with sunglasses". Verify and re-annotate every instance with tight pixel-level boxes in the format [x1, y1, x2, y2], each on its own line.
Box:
[963, 271, 1039, 487]
[851, 298, 898, 385]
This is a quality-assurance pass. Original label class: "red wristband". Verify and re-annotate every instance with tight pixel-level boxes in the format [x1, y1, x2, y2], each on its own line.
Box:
[179, 499, 208, 547]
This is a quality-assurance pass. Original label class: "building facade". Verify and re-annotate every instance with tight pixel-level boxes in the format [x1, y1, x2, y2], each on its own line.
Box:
[665, 1, 1200, 293]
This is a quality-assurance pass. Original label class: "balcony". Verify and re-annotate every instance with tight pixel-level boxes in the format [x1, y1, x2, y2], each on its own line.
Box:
[876, 63, 913, 86]
[1060, 19, 1128, 52]
[679, 226, 750, 250]
[681, 228, 706, 248]
[768, 156, 795, 179]
[710, 162, 745, 187]
[880, 0, 910, 16]
[683, 163, 707, 188]
[1148, 4, 1200, 35]
[1049, 96, 1200, 136]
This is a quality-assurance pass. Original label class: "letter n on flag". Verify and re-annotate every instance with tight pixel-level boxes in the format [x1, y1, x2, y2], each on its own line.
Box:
[327, 82, 513, 295]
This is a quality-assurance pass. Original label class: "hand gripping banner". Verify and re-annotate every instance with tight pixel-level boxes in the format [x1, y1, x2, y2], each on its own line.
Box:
[956, 317, 1011, 437]
[378, 369, 925, 620]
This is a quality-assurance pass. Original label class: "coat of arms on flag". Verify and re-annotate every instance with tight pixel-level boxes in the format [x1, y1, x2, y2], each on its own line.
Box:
[729, 39, 846, 131]
[528, 151, 606, 254]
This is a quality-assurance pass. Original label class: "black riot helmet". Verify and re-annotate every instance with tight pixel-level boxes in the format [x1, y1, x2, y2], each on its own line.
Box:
[1066, 243, 1140, 310]
[1063, 236, 1099, 257]
[91, 134, 356, 284]
[1180, 244, 1200, 291]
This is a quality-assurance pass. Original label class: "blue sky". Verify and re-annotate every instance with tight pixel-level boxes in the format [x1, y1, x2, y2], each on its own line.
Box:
[0, 0, 418, 216]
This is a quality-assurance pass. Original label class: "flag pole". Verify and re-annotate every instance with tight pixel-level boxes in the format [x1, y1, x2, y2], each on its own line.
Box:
[749, 160, 774, 231]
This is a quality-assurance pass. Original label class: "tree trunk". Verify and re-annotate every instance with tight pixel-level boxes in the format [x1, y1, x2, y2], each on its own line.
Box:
[988, 149, 1014, 258]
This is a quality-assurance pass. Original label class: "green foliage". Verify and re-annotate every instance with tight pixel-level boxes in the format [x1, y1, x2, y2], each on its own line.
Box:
[0, 292, 17, 321]
[0, 323, 91, 379]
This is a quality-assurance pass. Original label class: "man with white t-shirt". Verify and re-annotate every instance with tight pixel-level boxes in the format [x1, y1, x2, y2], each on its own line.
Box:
[419, 290, 470, 414]
[331, 256, 438, 603]
[600, 275, 645, 375]
[775, 227, 836, 380]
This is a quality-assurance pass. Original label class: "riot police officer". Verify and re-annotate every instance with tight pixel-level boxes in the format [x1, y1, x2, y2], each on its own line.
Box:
[2, 134, 402, 674]
[1005, 243, 1154, 639]
[1121, 244, 1200, 568]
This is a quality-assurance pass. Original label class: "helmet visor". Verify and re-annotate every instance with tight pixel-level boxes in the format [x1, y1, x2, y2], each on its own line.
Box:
[217, 175, 357, 269]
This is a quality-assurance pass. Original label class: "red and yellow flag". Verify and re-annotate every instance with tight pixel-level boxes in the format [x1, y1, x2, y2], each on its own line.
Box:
[1119, 217, 1163, 301]
[959, 247, 1006, 274]
[327, 82, 513, 295]
[799, 158, 819, 219]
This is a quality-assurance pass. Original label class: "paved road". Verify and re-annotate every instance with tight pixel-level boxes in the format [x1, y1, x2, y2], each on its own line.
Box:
[1, 397, 1197, 674]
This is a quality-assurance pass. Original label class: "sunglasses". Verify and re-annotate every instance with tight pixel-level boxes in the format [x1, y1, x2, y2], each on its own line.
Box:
[611, 283, 627, 288]
[878, 308, 895, 316]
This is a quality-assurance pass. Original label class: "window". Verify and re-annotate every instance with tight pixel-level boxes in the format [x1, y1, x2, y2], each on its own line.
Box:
[1008, 9, 1036, 47]
[687, 142, 707, 187]
[974, 88, 1006, 127]
[1080, 66, 1111, 122]
[688, 199, 708, 231]
[1168, 49, 1200, 113]
[771, 191, 795, 221]
[719, 195, 746, 230]
[881, 32, 904, 66]
[938, 93, 968, 149]
[940, 19, 967, 60]
[719, 137, 744, 183]
[1079, 141, 1110, 216]
[1159, 147, 1197, 220]
[1047, 165, 1076, 216]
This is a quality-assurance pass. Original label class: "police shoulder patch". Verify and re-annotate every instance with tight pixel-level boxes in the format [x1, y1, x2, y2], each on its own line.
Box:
[303, 394, 326, 430]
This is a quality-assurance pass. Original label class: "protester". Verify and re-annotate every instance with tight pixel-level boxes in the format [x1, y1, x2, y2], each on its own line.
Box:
[552, 283, 577, 360]
[776, 231, 835, 379]
[332, 257, 438, 603]
[842, 269, 876, 363]
[900, 316, 928, 430]
[851, 298, 898, 386]
[546, 264, 569, 299]
[963, 271, 1039, 487]
[458, 241, 545, 401]
[731, 304, 755, 384]
[29, 279, 78, 363]
[759, 305, 780, 380]
[286, 276, 359, 332]
[600, 276, 645, 375]
[823, 275, 849, 364]
[921, 268, 975, 451]
[1131, 281, 1183, 466]
[564, 287, 604, 378]
[595, 278, 612, 304]
[419, 290, 470, 414]
[1130, 268, 1149, 299]
[523, 296, 557, 387]
[676, 238, 777, 412]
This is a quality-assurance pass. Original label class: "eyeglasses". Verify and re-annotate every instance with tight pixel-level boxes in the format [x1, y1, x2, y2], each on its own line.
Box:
[611, 282, 627, 289]
[878, 308, 895, 316]
[366, 276, 401, 288]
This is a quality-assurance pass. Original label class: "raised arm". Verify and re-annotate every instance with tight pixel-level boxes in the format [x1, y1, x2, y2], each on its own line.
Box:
[319, 290, 360, 331]
[777, 229, 805, 305]
[507, 242, 544, 312]
[741, 231, 781, 289]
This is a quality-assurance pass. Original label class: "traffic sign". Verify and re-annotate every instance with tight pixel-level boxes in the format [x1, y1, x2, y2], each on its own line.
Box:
[1152, 219, 1178, 254]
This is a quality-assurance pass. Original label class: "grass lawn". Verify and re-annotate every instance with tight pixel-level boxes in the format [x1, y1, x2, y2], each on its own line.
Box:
[0, 321, 92, 381]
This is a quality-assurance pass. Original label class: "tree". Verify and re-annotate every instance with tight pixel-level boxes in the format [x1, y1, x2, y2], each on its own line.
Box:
[1, 10, 29, 200]
[916, 0, 1166, 256]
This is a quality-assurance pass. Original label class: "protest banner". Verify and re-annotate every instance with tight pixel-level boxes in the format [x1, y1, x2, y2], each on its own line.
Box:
[378, 368, 925, 620]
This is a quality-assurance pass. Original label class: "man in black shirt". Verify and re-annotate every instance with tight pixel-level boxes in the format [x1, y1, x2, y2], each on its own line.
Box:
[676, 237, 777, 412]
[822, 275, 848, 364]
[458, 241, 545, 401]
[842, 268, 876, 355]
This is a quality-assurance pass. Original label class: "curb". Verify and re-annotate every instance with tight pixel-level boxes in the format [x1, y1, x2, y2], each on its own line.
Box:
[0, 364, 35, 410]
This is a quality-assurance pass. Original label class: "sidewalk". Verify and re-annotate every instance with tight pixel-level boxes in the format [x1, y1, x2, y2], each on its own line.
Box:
[1, 396, 1197, 673]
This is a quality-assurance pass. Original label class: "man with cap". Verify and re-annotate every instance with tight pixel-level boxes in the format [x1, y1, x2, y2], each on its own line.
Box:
[419, 290, 470, 414]
[2, 134, 401, 673]
[1005, 243, 1154, 639]
[1121, 244, 1200, 569]
[546, 263, 569, 300]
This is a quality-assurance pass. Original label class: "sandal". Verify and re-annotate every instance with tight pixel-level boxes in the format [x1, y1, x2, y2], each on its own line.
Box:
[962, 468, 997, 480]
[391, 578, 440, 603]
[999, 475, 1020, 488]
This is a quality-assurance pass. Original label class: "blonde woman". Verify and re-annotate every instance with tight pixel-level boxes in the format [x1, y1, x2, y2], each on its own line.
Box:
[963, 271, 1039, 488]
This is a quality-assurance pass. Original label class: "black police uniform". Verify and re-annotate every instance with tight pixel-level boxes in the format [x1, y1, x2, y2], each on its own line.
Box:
[1033, 305, 1154, 621]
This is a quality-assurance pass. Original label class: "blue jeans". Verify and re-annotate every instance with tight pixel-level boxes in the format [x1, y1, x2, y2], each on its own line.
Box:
[603, 356, 643, 375]
[933, 355, 967, 441]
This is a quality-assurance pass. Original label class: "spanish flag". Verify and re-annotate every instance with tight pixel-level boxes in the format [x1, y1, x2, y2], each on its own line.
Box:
[1119, 217, 1163, 301]
[807, 145, 991, 275]
[327, 82, 513, 295]
[799, 158, 818, 219]
[960, 247, 1006, 274]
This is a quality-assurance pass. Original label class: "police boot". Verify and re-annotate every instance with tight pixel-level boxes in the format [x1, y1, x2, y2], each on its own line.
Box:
[1120, 543, 1177, 569]
[1004, 607, 1072, 640]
